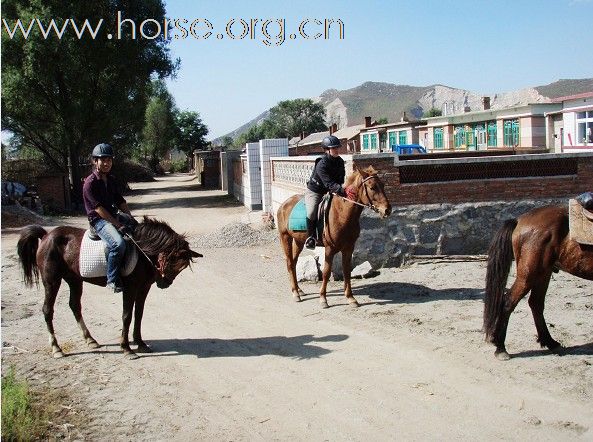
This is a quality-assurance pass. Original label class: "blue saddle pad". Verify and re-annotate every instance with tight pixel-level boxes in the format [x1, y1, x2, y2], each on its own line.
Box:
[288, 198, 307, 231]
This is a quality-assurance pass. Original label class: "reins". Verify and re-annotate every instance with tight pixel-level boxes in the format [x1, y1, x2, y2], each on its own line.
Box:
[123, 232, 160, 273]
[332, 175, 380, 213]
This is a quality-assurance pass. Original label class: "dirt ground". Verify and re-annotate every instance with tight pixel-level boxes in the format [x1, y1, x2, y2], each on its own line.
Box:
[1, 174, 592, 440]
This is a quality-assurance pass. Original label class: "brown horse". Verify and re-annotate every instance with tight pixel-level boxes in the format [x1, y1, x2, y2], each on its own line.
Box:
[483, 205, 593, 360]
[277, 166, 391, 308]
[17, 217, 202, 358]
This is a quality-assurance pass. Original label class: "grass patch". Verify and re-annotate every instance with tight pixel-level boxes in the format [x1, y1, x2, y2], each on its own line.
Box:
[1, 367, 48, 441]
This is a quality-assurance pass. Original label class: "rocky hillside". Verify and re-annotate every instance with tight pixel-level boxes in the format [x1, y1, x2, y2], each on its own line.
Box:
[214, 78, 593, 143]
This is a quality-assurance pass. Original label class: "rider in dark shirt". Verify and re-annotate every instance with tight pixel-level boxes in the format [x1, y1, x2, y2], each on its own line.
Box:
[82, 143, 136, 293]
[304, 135, 355, 249]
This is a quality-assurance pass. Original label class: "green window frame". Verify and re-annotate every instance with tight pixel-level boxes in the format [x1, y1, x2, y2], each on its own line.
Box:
[388, 131, 397, 150]
[433, 128, 444, 149]
[454, 125, 465, 148]
[487, 121, 497, 147]
[465, 126, 475, 148]
[503, 120, 519, 146]
[398, 131, 407, 145]
[370, 133, 378, 149]
[362, 134, 369, 150]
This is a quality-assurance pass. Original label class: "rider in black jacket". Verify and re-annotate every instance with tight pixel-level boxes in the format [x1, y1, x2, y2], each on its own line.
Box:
[304, 135, 346, 249]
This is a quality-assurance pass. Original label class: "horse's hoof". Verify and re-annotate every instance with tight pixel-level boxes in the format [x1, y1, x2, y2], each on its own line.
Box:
[348, 300, 360, 308]
[125, 351, 140, 360]
[87, 340, 100, 349]
[320, 301, 329, 309]
[293, 295, 302, 302]
[495, 350, 511, 361]
[298, 289, 306, 297]
[52, 350, 65, 359]
[136, 344, 153, 354]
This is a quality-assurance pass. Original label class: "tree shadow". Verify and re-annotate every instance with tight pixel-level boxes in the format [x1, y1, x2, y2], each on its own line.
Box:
[138, 334, 349, 360]
[507, 342, 593, 359]
[303, 281, 484, 305]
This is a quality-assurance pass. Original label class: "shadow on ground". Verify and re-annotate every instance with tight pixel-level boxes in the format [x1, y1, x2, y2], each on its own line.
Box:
[142, 334, 349, 359]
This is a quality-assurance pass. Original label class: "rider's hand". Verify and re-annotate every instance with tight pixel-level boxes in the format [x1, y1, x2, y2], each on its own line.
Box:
[118, 225, 132, 236]
[345, 185, 357, 200]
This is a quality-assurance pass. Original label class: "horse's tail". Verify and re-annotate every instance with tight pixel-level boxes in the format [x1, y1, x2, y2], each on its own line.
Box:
[483, 218, 517, 343]
[17, 225, 47, 287]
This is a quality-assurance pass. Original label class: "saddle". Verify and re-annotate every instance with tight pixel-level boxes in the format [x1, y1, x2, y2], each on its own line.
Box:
[79, 230, 138, 278]
[568, 198, 593, 245]
[288, 193, 334, 247]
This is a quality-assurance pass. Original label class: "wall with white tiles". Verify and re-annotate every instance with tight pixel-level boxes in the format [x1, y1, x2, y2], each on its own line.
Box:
[245, 142, 262, 210]
[259, 138, 289, 213]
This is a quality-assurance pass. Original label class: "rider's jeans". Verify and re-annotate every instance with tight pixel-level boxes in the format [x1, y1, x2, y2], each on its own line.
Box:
[94, 219, 125, 284]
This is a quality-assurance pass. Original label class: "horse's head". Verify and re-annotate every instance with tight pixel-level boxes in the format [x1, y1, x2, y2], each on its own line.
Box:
[350, 166, 392, 218]
[156, 247, 202, 289]
[134, 217, 203, 289]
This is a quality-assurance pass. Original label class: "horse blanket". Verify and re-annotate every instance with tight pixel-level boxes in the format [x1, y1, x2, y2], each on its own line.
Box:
[79, 230, 138, 278]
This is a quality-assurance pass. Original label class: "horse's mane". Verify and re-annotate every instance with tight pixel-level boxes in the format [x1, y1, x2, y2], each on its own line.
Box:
[133, 216, 188, 256]
[344, 165, 379, 187]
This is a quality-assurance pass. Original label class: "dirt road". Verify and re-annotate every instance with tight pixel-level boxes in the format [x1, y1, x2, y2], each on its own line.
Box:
[2, 174, 592, 440]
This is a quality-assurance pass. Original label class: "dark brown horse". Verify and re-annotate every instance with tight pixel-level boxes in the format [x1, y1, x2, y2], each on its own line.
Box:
[484, 205, 593, 360]
[277, 166, 391, 308]
[17, 217, 202, 358]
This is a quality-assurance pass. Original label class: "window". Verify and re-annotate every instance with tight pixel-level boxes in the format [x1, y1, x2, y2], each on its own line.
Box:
[370, 133, 378, 149]
[454, 125, 465, 148]
[503, 119, 519, 147]
[433, 128, 444, 149]
[362, 134, 369, 150]
[576, 111, 593, 144]
[487, 121, 497, 147]
[388, 131, 397, 150]
[398, 130, 407, 145]
[465, 126, 475, 149]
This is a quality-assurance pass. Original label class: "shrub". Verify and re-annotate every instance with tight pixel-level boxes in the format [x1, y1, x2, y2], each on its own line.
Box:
[169, 159, 188, 173]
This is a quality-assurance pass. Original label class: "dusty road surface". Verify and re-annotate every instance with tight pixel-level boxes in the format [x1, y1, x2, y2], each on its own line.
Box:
[2, 174, 592, 440]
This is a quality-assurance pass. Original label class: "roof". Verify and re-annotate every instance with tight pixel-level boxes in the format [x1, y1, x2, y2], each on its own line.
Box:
[333, 124, 365, 140]
[359, 120, 426, 133]
[551, 91, 593, 103]
[298, 130, 329, 146]
[288, 136, 301, 146]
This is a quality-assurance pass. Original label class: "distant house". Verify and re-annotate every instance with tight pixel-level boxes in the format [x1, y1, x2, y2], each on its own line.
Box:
[290, 117, 376, 155]
[545, 92, 593, 153]
[359, 113, 427, 153]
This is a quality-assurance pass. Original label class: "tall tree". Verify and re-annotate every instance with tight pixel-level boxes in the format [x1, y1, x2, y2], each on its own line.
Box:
[141, 81, 177, 173]
[267, 99, 327, 138]
[1, 0, 178, 202]
[174, 110, 209, 159]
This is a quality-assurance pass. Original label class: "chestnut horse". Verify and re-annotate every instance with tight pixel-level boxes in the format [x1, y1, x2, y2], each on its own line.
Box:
[17, 217, 202, 358]
[277, 166, 391, 308]
[483, 205, 593, 360]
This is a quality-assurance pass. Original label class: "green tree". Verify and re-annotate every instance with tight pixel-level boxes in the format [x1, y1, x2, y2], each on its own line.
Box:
[267, 99, 327, 138]
[423, 108, 443, 117]
[1, 0, 178, 201]
[141, 82, 177, 173]
[174, 110, 209, 159]
[376, 117, 389, 124]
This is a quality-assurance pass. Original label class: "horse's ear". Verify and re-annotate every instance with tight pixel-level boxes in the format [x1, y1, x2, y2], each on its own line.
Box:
[190, 250, 203, 258]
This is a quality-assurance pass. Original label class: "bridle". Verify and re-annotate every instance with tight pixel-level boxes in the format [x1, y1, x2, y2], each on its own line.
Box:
[333, 175, 380, 213]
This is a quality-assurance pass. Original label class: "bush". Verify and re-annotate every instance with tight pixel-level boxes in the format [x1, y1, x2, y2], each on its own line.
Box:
[169, 159, 188, 173]
[110, 159, 155, 191]
[1, 368, 47, 440]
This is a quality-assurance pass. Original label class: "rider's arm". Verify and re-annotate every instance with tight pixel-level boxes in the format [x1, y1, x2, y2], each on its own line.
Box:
[95, 206, 124, 228]
[117, 202, 132, 215]
[317, 160, 344, 195]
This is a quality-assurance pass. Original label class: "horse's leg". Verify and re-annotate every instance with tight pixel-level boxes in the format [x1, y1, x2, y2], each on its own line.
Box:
[120, 289, 137, 358]
[42, 278, 64, 358]
[291, 238, 306, 298]
[280, 232, 302, 301]
[492, 275, 531, 360]
[528, 272, 562, 352]
[341, 246, 359, 307]
[132, 284, 153, 353]
[319, 249, 335, 309]
[66, 278, 99, 349]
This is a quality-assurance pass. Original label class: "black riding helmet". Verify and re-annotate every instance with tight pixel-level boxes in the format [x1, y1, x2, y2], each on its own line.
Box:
[92, 143, 114, 158]
[321, 135, 340, 149]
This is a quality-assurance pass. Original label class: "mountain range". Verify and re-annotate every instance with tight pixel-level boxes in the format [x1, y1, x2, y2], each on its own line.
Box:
[214, 78, 593, 143]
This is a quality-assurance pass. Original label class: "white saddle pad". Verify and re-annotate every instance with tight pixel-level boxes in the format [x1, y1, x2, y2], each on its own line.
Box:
[79, 230, 139, 278]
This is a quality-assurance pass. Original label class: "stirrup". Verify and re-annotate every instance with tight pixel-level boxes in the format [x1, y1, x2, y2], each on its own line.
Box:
[305, 236, 316, 249]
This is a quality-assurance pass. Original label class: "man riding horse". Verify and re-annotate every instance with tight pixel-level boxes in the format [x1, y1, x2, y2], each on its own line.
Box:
[82, 143, 137, 293]
[305, 135, 356, 249]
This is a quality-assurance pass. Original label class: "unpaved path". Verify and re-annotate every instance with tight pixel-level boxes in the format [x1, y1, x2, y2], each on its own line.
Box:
[2, 174, 592, 440]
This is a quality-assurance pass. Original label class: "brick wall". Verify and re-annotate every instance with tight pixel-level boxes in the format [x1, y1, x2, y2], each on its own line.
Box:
[36, 174, 70, 210]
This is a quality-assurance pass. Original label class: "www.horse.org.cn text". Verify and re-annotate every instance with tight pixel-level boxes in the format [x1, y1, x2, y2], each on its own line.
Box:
[1, 12, 345, 47]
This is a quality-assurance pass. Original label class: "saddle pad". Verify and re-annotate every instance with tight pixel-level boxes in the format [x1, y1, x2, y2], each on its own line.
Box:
[288, 198, 308, 231]
[79, 230, 139, 278]
[569, 199, 593, 245]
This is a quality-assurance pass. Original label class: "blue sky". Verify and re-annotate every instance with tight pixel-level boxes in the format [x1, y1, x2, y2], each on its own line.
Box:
[164, 0, 593, 139]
